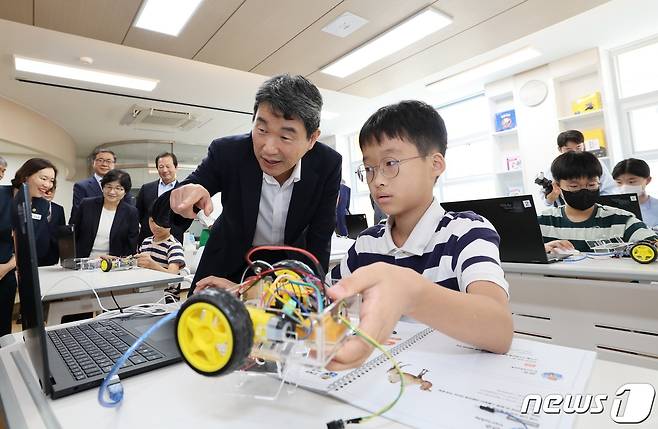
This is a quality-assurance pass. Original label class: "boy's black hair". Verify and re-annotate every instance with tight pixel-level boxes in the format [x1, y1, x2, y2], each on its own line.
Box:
[612, 158, 651, 179]
[358, 100, 448, 156]
[100, 169, 132, 194]
[556, 130, 584, 148]
[551, 151, 602, 181]
[148, 200, 171, 229]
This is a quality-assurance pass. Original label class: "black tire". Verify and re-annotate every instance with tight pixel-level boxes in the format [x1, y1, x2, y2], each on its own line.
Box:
[175, 288, 253, 376]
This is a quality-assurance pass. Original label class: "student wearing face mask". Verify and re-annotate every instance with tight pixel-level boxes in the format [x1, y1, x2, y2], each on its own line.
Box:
[612, 158, 658, 229]
[538, 151, 657, 253]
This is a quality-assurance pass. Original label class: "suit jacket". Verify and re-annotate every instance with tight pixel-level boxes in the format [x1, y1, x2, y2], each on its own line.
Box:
[71, 176, 133, 220]
[336, 184, 351, 236]
[170, 133, 341, 287]
[48, 202, 66, 227]
[136, 179, 184, 245]
[69, 196, 139, 258]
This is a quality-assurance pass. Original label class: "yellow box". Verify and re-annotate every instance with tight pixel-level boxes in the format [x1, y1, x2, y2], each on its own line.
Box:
[571, 91, 602, 115]
[583, 128, 607, 157]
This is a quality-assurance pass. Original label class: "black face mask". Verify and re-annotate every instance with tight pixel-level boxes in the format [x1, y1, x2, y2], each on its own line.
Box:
[561, 188, 600, 210]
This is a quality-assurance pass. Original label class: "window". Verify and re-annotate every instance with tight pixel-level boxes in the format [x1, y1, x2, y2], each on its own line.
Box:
[627, 103, 658, 153]
[616, 40, 658, 98]
[436, 95, 498, 202]
[611, 36, 658, 183]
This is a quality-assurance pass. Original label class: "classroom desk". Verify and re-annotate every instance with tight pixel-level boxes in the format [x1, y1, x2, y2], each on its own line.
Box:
[0, 330, 656, 429]
[502, 257, 658, 283]
[503, 257, 658, 371]
[330, 236, 354, 267]
[38, 266, 183, 325]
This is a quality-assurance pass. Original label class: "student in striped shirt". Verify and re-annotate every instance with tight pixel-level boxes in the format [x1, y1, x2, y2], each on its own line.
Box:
[327, 100, 513, 370]
[538, 151, 657, 253]
[136, 215, 186, 275]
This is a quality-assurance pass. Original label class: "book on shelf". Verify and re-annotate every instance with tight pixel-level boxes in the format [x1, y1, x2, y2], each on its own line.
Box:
[494, 109, 516, 132]
[571, 91, 602, 115]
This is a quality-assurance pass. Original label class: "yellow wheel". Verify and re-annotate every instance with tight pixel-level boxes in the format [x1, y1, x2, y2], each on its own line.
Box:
[176, 288, 253, 376]
[630, 242, 657, 264]
[100, 259, 112, 272]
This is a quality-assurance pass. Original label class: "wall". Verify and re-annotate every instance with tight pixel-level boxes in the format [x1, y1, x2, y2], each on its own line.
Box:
[0, 96, 76, 179]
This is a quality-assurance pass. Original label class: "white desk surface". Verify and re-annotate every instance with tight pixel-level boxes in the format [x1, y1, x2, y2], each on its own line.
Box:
[502, 257, 658, 282]
[330, 236, 355, 264]
[39, 266, 184, 302]
[1, 332, 656, 429]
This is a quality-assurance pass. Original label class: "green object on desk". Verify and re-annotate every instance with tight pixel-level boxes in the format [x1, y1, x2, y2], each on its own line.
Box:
[199, 228, 210, 247]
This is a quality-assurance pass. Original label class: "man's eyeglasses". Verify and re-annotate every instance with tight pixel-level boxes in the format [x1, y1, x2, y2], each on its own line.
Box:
[95, 158, 115, 165]
[356, 156, 424, 183]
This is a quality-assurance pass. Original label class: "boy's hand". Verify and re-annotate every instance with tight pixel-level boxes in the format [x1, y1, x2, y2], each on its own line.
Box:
[544, 240, 574, 253]
[194, 276, 237, 293]
[545, 182, 561, 204]
[135, 253, 157, 269]
[325, 262, 422, 371]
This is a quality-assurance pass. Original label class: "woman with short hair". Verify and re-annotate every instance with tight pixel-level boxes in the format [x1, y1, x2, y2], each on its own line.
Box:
[70, 169, 139, 258]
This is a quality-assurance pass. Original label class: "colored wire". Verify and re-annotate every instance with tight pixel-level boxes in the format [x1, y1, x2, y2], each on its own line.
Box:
[98, 311, 179, 407]
[246, 245, 326, 282]
[336, 312, 405, 424]
[289, 279, 324, 312]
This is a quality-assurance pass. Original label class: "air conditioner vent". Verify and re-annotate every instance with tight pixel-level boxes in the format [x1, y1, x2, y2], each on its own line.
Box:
[121, 104, 199, 130]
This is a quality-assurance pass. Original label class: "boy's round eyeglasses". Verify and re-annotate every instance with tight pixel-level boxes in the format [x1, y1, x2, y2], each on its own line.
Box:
[356, 156, 425, 183]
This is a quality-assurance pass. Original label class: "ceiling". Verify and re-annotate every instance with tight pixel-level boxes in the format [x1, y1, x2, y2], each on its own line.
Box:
[0, 15, 365, 166]
[0, 0, 609, 98]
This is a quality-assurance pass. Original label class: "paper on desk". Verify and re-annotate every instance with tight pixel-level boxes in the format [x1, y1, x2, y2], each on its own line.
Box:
[290, 322, 596, 429]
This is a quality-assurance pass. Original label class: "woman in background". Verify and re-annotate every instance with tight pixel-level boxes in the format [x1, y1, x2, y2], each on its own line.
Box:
[70, 169, 139, 258]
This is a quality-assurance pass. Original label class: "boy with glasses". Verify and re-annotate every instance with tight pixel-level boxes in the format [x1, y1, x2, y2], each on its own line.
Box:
[539, 151, 657, 253]
[326, 100, 512, 370]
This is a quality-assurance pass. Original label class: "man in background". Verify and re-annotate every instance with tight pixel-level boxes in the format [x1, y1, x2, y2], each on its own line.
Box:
[136, 152, 183, 244]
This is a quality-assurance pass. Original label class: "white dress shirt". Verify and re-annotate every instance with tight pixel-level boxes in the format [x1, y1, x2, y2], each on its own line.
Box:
[157, 179, 177, 197]
[90, 207, 116, 257]
[252, 161, 302, 246]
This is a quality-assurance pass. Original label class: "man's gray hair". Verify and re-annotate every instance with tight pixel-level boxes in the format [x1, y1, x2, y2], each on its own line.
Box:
[253, 74, 323, 139]
[0, 155, 7, 167]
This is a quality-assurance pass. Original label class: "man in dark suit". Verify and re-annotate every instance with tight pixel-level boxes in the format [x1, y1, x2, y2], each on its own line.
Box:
[71, 148, 132, 220]
[136, 152, 183, 245]
[168, 74, 341, 294]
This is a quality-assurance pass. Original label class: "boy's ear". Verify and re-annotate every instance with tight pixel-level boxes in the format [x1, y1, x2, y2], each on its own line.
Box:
[430, 153, 446, 178]
[647, 176, 653, 186]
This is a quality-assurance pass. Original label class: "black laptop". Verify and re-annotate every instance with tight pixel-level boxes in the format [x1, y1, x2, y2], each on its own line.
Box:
[56, 224, 78, 269]
[345, 214, 369, 239]
[597, 193, 643, 220]
[441, 195, 570, 264]
[13, 185, 181, 399]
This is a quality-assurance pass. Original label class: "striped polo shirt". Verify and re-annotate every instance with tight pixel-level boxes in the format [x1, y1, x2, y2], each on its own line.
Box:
[330, 199, 509, 295]
[538, 204, 657, 252]
[139, 235, 186, 269]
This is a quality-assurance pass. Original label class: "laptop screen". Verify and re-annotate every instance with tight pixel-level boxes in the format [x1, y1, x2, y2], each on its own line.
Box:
[597, 193, 643, 220]
[345, 214, 369, 239]
[441, 195, 549, 263]
[13, 184, 53, 395]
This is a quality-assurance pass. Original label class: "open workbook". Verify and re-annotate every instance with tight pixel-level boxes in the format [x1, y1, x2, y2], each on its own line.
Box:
[289, 322, 596, 429]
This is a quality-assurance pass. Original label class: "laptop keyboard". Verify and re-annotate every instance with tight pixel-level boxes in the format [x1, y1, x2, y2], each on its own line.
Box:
[47, 320, 164, 381]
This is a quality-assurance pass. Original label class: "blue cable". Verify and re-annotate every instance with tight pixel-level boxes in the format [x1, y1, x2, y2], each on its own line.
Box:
[97, 310, 179, 407]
